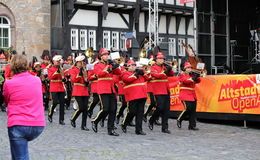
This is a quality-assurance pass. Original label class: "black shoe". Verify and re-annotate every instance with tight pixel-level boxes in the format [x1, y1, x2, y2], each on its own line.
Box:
[116, 116, 120, 124]
[121, 125, 127, 133]
[148, 120, 153, 130]
[189, 127, 199, 131]
[143, 116, 147, 123]
[92, 121, 98, 133]
[100, 120, 104, 127]
[136, 131, 146, 135]
[129, 121, 135, 127]
[108, 130, 119, 136]
[48, 116, 52, 123]
[59, 120, 65, 125]
[71, 120, 76, 128]
[154, 120, 161, 126]
[162, 129, 171, 134]
[177, 120, 182, 128]
[87, 111, 92, 118]
[81, 126, 90, 131]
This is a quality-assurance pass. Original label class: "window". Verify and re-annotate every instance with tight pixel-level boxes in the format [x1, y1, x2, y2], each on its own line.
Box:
[158, 37, 164, 45]
[111, 32, 119, 50]
[88, 30, 96, 50]
[80, 30, 87, 50]
[103, 31, 110, 49]
[178, 38, 186, 56]
[71, 29, 78, 50]
[0, 16, 11, 48]
[120, 32, 127, 51]
[168, 38, 176, 56]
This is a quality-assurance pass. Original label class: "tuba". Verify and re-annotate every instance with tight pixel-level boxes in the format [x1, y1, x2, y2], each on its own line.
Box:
[84, 48, 94, 64]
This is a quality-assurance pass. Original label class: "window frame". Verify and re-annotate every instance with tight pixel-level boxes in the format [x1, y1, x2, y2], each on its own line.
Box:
[103, 30, 111, 49]
[178, 38, 186, 57]
[120, 32, 127, 51]
[168, 38, 176, 56]
[0, 16, 11, 49]
[111, 31, 119, 50]
[88, 30, 96, 50]
[71, 28, 79, 50]
[80, 29, 88, 50]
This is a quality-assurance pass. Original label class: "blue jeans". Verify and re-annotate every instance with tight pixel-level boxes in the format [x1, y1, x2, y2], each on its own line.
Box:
[8, 126, 44, 160]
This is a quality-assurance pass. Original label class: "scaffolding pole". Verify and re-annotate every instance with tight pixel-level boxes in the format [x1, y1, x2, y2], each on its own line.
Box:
[148, 0, 159, 50]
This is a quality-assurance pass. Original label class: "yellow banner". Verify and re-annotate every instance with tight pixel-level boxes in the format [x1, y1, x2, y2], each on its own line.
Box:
[169, 74, 260, 114]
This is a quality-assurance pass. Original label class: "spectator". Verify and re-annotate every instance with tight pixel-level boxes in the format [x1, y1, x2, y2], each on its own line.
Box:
[3, 54, 45, 160]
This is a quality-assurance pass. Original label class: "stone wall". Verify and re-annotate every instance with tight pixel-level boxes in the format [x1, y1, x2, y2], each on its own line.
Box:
[0, 0, 50, 59]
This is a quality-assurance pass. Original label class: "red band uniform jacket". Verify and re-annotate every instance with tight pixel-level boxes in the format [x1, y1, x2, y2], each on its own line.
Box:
[4, 65, 13, 80]
[88, 69, 98, 94]
[70, 67, 89, 96]
[150, 64, 174, 95]
[179, 73, 200, 101]
[121, 71, 149, 102]
[94, 61, 121, 94]
[48, 66, 65, 92]
[113, 66, 126, 95]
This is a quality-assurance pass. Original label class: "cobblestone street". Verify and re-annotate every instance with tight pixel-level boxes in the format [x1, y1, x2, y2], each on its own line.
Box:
[1, 109, 260, 160]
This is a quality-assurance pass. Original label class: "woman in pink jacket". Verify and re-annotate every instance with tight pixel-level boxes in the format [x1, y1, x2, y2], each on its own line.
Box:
[3, 55, 45, 160]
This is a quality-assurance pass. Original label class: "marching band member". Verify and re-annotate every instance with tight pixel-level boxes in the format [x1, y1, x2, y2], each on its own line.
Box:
[4, 50, 16, 80]
[87, 58, 100, 118]
[113, 58, 127, 125]
[177, 62, 200, 130]
[143, 55, 156, 123]
[30, 61, 50, 111]
[47, 55, 66, 125]
[41, 50, 51, 69]
[91, 48, 121, 136]
[121, 59, 149, 135]
[64, 56, 73, 110]
[148, 52, 174, 134]
[40, 50, 51, 111]
[70, 55, 90, 131]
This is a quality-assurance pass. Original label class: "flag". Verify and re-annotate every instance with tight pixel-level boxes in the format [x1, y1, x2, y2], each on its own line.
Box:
[180, 0, 195, 4]
[123, 32, 134, 39]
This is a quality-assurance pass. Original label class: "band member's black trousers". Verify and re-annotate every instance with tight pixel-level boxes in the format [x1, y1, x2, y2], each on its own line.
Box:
[92, 94, 117, 132]
[43, 93, 49, 111]
[71, 96, 89, 127]
[149, 95, 170, 130]
[144, 92, 156, 117]
[88, 93, 100, 113]
[48, 92, 65, 121]
[65, 90, 72, 109]
[177, 101, 197, 128]
[123, 98, 146, 132]
[116, 95, 127, 118]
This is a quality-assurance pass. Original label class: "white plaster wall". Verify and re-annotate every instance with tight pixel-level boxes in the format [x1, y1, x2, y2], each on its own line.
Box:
[169, 16, 176, 34]
[103, 12, 128, 29]
[159, 15, 166, 34]
[188, 19, 194, 35]
[69, 9, 98, 26]
[166, 0, 174, 5]
[178, 17, 186, 35]
[139, 12, 145, 32]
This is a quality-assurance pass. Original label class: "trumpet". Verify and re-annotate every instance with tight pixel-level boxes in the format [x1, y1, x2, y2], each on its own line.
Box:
[164, 60, 178, 67]
[191, 69, 207, 77]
